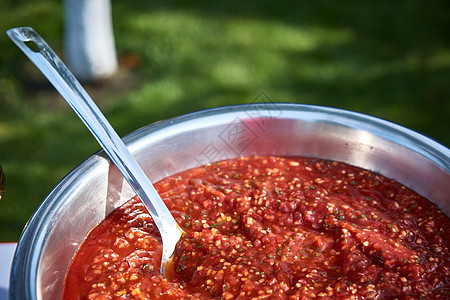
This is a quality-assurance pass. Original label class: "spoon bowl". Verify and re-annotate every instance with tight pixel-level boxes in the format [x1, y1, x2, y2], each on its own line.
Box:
[7, 26, 184, 276]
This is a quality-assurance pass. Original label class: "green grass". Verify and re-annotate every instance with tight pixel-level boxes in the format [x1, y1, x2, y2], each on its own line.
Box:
[0, 0, 449, 241]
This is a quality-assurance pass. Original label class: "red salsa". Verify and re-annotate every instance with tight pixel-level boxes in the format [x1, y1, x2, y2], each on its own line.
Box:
[63, 156, 450, 299]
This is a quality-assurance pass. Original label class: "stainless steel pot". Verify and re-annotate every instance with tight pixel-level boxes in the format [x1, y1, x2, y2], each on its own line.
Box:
[9, 104, 450, 299]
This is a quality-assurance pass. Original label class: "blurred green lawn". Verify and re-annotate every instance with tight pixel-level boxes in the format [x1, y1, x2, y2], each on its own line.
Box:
[0, 0, 449, 241]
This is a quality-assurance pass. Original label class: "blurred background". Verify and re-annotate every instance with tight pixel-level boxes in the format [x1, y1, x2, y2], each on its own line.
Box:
[0, 0, 449, 241]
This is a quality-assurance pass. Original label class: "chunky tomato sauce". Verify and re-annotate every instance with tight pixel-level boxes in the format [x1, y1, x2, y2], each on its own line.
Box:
[63, 156, 450, 299]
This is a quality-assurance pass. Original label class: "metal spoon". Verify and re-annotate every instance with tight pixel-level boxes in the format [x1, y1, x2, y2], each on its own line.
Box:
[7, 27, 184, 276]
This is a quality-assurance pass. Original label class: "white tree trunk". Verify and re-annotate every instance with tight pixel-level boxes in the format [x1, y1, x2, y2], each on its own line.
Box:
[64, 0, 118, 81]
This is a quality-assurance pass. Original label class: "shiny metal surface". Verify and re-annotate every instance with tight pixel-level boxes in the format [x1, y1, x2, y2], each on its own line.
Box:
[10, 103, 450, 299]
[7, 26, 184, 276]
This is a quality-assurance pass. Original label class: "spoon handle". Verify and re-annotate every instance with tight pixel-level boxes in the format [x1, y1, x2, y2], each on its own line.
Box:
[7, 27, 182, 257]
